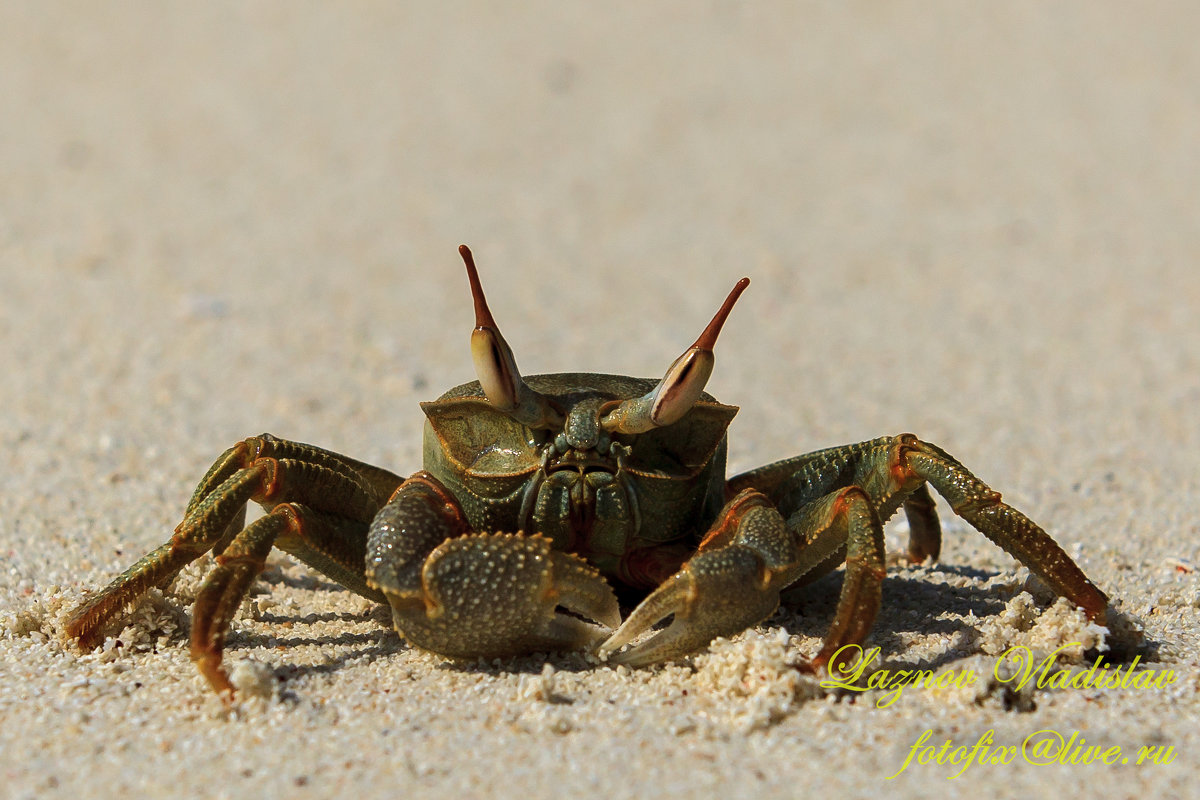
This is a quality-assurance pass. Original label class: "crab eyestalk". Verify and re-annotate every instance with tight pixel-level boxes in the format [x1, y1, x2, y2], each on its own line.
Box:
[601, 277, 749, 435]
[460, 245, 564, 430]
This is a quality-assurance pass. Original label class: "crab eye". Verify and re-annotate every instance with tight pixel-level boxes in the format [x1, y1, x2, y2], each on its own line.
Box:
[470, 326, 520, 413]
[460, 245, 563, 430]
[601, 277, 749, 434]
[646, 346, 714, 428]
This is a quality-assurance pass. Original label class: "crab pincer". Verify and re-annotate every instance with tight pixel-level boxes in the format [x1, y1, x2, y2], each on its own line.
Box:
[366, 472, 620, 658]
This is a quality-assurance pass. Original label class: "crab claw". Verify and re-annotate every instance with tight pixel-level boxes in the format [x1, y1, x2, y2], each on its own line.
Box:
[386, 532, 622, 659]
[597, 545, 780, 667]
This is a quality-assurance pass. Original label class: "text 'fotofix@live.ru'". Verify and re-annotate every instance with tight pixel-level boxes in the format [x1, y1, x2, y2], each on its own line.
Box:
[815, 645, 1178, 779]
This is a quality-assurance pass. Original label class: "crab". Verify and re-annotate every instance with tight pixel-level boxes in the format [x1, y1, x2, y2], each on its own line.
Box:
[65, 245, 1109, 697]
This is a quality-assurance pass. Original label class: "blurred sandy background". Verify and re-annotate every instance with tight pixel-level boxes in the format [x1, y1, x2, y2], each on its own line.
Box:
[2, 3, 1198, 798]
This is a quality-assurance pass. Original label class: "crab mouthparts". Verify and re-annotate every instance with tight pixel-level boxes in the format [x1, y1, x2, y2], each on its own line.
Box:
[546, 451, 616, 475]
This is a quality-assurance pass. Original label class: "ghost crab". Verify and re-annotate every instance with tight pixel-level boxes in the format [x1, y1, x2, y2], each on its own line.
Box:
[65, 245, 1108, 697]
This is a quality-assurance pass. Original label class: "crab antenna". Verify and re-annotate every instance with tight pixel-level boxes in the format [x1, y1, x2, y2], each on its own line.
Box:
[601, 277, 750, 434]
[460, 245, 563, 429]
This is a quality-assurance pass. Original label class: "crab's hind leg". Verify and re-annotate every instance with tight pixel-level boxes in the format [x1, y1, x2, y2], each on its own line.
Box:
[732, 434, 1107, 635]
[897, 437, 1107, 620]
[603, 434, 1107, 670]
[901, 483, 941, 563]
[64, 434, 401, 654]
[727, 438, 943, 572]
[366, 472, 621, 659]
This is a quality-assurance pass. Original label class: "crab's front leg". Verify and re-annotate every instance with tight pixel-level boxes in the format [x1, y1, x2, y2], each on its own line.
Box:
[366, 473, 621, 658]
[599, 487, 884, 668]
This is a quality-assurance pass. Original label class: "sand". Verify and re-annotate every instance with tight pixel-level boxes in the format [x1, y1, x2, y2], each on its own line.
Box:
[2, 3, 1198, 798]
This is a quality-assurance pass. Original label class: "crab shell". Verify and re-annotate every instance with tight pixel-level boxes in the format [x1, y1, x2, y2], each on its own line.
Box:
[421, 374, 737, 588]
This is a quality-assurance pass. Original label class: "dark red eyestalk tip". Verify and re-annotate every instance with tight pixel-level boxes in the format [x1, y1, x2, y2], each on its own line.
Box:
[692, 277, 750, 352]
[459, 244, 498, 331]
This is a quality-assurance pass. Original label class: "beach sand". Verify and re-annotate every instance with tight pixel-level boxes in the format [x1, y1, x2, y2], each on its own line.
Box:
[2, 3, 1198, 798]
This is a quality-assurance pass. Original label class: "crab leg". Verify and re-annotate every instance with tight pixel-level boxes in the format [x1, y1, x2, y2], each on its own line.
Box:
[367, 472, 621, 658]
[784, 487, 888, 668]
[726, 437, 942, 567]
[899, 438, 1107, 620]
[190, 503, 380, 695]
[604, 434, 1108, 669]
[65, 434, 401, 650]
[189, 507, 294, 694]
[732, 434, 1107, 621]
[65, 463, 268, 649]
[901, 483, 942, 563]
